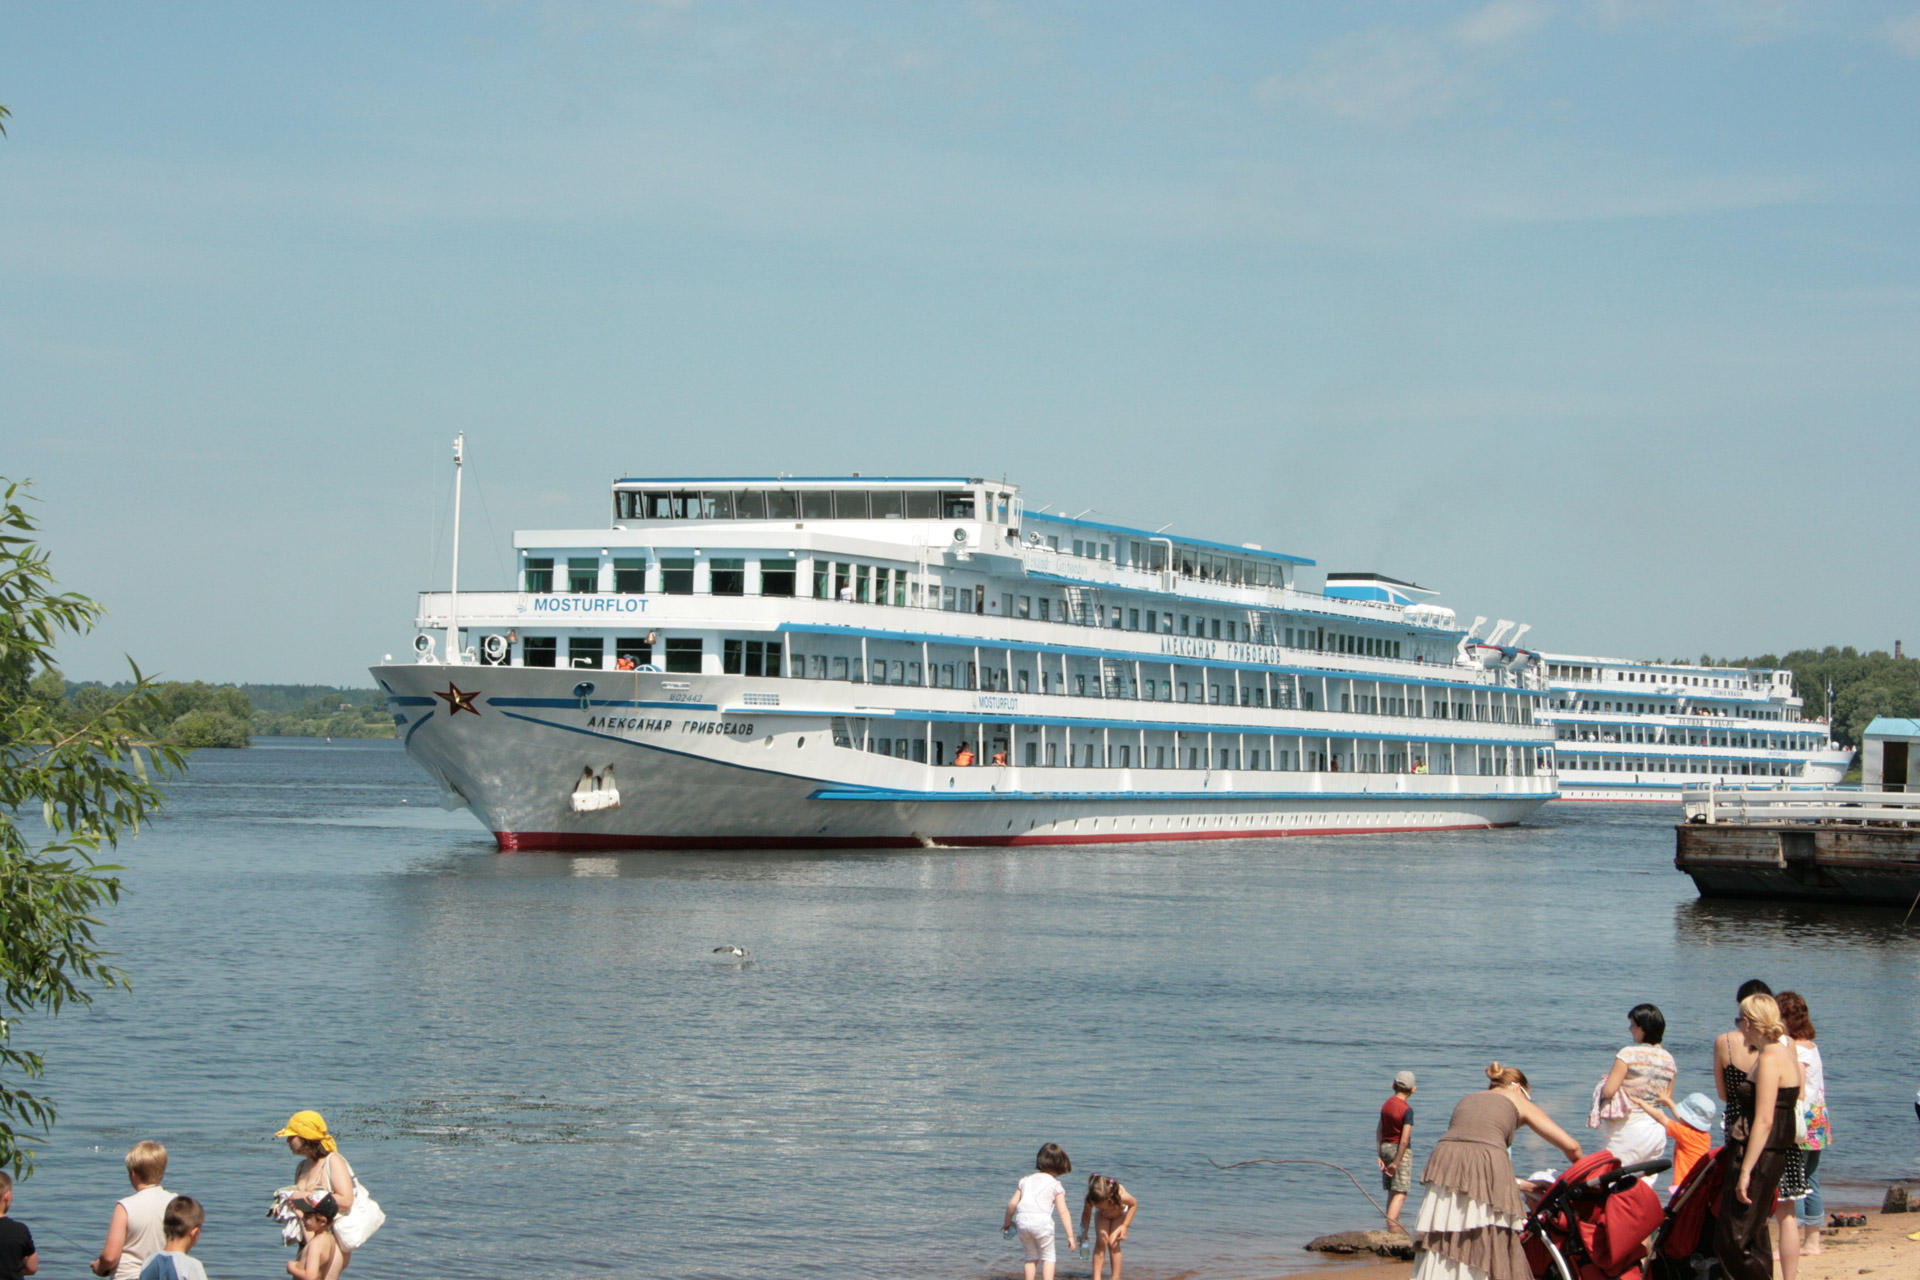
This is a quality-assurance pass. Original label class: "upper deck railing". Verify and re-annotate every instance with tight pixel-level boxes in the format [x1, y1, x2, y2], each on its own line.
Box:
[412, 589, 1547, 690]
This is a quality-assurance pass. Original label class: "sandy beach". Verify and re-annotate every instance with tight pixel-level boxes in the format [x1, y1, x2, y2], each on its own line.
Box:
[1259, 1201, 1920, 1280]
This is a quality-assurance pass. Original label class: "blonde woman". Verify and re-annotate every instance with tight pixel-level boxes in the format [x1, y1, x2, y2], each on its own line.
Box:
[1413, 1064, 1583, 1280]
[1712, 994, 1803, 1280]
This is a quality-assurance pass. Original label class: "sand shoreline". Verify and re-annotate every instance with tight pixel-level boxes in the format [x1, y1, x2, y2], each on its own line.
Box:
[1245, 1200, 1919, 1280]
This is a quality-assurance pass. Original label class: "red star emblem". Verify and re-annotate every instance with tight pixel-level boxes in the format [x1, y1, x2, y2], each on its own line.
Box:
[434, 683, 481, 716]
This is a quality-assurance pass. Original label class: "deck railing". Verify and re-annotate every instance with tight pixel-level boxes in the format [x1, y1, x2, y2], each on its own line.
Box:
[1681, 784, 1920, 826]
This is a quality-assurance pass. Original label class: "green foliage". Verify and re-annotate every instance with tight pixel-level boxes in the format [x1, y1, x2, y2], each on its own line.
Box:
[1719, 646, 1920, 748]
[166, 708, 251, 748]
[248, 686, 394, 739]
[0, 479, 185, 1178]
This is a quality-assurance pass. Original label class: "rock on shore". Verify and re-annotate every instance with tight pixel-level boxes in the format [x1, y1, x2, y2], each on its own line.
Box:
[1305, 1230, 1415, 1260]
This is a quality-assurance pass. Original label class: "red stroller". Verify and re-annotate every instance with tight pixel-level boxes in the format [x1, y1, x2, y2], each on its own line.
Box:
[1522, 1152, 1669, 1280]
[1646, 1145, 1731, 1280]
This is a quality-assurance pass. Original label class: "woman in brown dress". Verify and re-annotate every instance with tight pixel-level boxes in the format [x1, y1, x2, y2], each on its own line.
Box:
[1412, 1064, 1584, 1280]
[1713, 993, 1804, 1280]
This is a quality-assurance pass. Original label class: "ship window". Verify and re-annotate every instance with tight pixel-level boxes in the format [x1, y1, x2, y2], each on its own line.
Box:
[1037, 598, 1051, 621]
[890, 661, 904, 684]
[641, 491, 672, 519]
[893, 572, 907, 607]
[760, 561, 796, 596]
[524, 557, 554, 592]
[941, 490, 976, 519]
[909, 661, 922, 685]
[812, 562, 829, 598]
[568, 558, 599, 593]
[732, 490, 766, 519]
[704, 491, 734, 519]
[662, 558, 694, 594]
[855, 565, 871, 603]
[711, 559, 745, 596]
[1179, 682, 1190, 702]
[835, 490, 871, 519]
[616, 636, 652, 667]
[810, 655, 827, 679]
[724, 640, 744, 674]
[523, 636, 557, 667]
[1017, 596, 1031, 619]
[905, 490, 940, 518]
[801, 491, 834, 519]
[940, 663, 955, 688]
[569, 636, 603, 669]
[1074, 674, 1086, 696]
[1225, 620, 1235, 641]
[613, 558, 647, 593]
[765, 490, 798, 519]
[670, 490, 699, 518]
[664, 638, 702, 673]
[871, 490, 905, 519]
[868, 659, 886, 683]
[832, 656, 850, 681]
[1179, 615, 1190, 635]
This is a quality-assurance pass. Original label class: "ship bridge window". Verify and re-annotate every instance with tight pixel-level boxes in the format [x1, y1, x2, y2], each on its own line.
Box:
[941, 491, 976, 519]
[760, 560, 796, 597]
[711, 559, 746, 595]
[614, 558, 647, 593]
[664, 638, 703, 673]
[872, 490, 904, 519]
[765, 490, 798, 519]
[733, 490, 767, 518]
[835, 491, 870, 519]
[662, 558, 694, 594]
[568, 636, 603, 669]
[801, 491, 834, 519]
[568, 558, 599, 593]
[524, 557, 554, 593]
[905, 490, 940, 519]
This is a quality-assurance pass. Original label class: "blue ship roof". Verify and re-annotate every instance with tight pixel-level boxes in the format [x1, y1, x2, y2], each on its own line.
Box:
[1027, 511, 1314, 567]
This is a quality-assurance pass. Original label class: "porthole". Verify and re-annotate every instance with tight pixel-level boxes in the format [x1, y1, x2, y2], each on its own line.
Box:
[797, 737, 806, 748]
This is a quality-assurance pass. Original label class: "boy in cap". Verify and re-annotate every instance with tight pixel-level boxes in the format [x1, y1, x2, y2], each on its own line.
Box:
[285, 1194, 344, 1280]
[1377, 1071, 1417, 1232]
[1629, 1088, 1716, 1193]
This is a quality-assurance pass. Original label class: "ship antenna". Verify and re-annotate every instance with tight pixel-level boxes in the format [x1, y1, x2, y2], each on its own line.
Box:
[447, 432, 465, 665]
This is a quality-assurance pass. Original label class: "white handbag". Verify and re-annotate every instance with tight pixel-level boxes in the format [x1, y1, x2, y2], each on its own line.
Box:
[325, 1155, 386, 1250]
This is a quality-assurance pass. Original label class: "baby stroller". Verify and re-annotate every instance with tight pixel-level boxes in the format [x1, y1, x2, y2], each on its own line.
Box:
[1523, 1152, 1670, 1280]
[1646, 1146, 1728, 1280]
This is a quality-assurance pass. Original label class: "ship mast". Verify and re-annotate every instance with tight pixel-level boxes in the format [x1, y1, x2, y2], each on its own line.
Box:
[447, 432, 464, 664]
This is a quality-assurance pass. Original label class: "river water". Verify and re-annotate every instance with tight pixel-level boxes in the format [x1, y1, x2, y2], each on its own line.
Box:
[13, 739, 1919, 1279]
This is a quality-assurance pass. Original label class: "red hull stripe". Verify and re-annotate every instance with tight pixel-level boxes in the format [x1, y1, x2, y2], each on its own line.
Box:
[493, 821, 1516, 851]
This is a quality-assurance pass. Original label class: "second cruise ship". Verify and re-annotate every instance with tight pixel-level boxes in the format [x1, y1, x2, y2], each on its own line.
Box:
[1538, 653, 1851, 801]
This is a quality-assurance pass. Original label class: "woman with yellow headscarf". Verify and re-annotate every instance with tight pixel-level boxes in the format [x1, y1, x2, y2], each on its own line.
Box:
[277, 1111, 357, 1224]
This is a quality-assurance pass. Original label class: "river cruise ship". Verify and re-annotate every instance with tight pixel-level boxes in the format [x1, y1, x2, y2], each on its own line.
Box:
[1537, 653, 1851, 801]
[372, 473, 1557, 849]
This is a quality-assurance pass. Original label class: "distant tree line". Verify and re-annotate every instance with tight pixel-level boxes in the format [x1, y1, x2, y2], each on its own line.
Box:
[1705, 646, 1920, 749]
[31, 679, 396, 747]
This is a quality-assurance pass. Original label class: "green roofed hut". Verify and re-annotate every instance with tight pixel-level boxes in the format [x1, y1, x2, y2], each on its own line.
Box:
[1863, 716, 1920, 792]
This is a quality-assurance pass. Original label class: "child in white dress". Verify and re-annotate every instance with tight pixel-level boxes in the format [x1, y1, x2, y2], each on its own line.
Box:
[1002, 1143, 1077, 1280]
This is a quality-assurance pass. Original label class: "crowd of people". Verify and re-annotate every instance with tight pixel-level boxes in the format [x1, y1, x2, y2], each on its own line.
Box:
[0, 1111, 373, 1280]
[1381, 980, 1830, 1280]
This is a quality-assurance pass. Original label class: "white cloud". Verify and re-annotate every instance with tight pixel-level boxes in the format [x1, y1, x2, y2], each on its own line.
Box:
[1455, 0, 1552, 46]
[1259, 4, 1552, 125]
[1886, 10, 1920, 57]
[1255, 26, 1471, 124]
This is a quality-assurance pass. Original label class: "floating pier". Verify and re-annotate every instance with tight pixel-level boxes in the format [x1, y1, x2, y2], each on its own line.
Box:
[1675, 786, 1920, 903]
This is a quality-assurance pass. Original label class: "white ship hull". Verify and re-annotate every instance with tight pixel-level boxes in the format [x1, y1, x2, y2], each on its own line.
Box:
[376, 664, 1554, 849]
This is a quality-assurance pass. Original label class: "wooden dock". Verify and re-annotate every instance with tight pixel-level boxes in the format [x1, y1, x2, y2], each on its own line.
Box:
[1675, 786, 1920, 903]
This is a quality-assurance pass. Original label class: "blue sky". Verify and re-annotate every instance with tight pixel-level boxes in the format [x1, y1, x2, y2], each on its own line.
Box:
[5, 1, 1918, 685]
